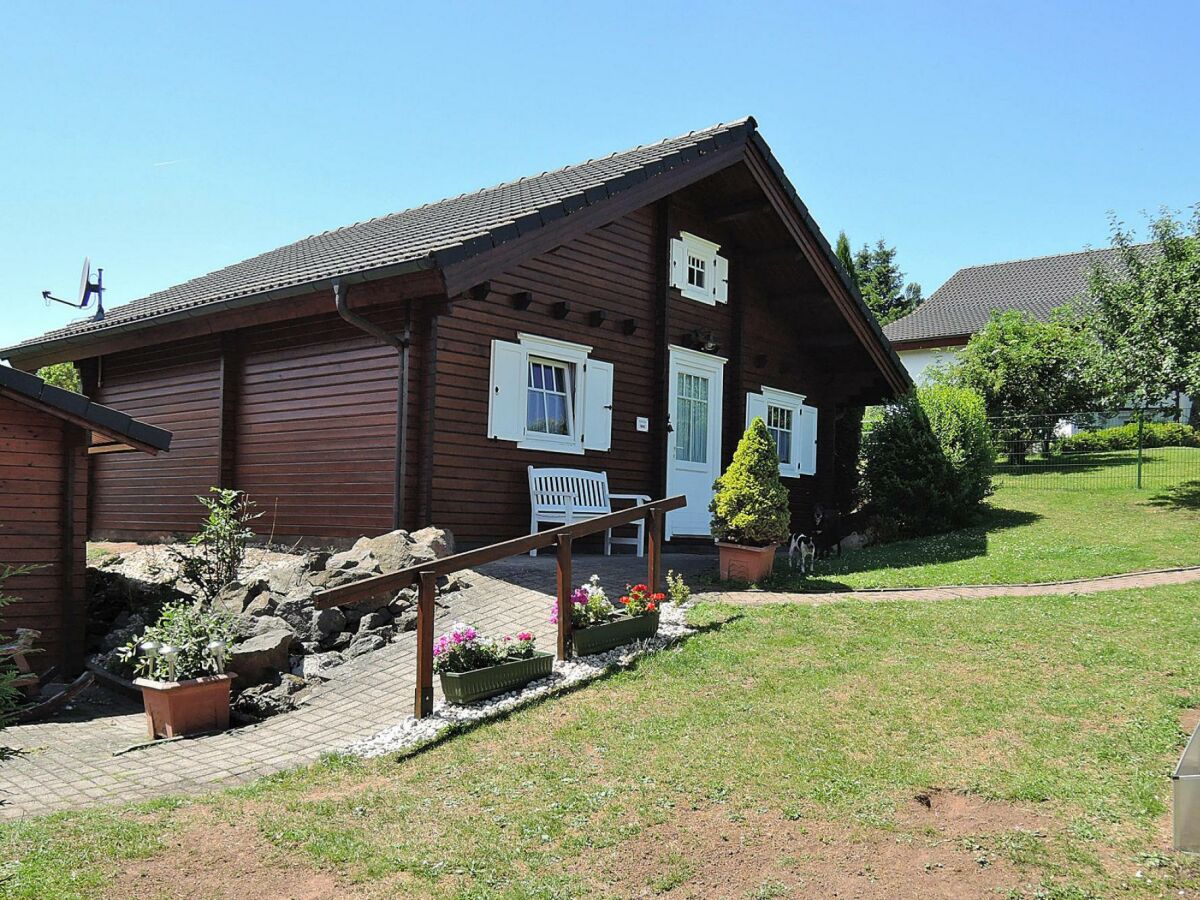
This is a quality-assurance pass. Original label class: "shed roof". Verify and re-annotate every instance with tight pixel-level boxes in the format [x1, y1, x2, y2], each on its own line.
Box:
[0, 365, 172, 454]
[883, 244, 1149, 345]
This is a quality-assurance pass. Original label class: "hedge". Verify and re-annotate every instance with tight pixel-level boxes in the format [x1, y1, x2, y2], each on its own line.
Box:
[1059, 421, 1199, 453]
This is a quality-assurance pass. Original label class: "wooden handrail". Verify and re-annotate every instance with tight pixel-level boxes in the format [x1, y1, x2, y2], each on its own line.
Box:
[312, 494, 687, 719]
[312, 494, 687, 610]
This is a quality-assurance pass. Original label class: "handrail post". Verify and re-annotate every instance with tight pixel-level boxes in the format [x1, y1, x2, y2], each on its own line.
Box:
[414, 570, 436, 718]
[647, 507, 663, 595]
[556, 533, 573, 660]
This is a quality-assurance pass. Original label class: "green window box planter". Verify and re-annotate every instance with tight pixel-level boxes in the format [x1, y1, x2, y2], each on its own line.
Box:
[572, 611, 660, 656]
[439, 650, 554, 705]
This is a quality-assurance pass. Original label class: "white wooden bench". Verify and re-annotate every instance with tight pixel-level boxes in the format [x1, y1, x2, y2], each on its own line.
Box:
[527, 466, 651, 557]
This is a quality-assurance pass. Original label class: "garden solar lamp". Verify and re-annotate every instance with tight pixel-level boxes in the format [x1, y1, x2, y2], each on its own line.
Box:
[206, 640, 227, 674]
[139, 640, 161, 662]
[159, 644, 179, 682]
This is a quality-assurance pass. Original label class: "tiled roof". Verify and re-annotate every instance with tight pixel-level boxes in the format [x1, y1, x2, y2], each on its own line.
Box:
[883, 244, 1150, 344]
[6, 119, 756, 356]
[0, 365, 172, 452]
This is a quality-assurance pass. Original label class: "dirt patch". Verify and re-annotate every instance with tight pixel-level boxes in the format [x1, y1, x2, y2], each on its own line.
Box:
[1178, 707, 1200, 735]
[107, 812, 355, 900]
[576, 797, 1046, 899]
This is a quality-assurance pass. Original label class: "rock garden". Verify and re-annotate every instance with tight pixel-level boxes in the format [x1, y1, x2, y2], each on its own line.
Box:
[87, 489, 457, 726]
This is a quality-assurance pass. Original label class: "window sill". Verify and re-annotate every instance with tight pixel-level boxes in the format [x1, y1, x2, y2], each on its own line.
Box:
[517, 437, 586, 455]
[675, 286, 717, 306]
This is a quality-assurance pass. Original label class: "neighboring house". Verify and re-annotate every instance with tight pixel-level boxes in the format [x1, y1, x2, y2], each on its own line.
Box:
[0, 365, 171, 673]
[885, 244, 1193, 422]
[3, 117, 909, 548]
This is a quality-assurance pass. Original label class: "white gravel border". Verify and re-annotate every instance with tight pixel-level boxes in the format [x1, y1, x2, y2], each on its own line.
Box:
[343, 602, 696, 758]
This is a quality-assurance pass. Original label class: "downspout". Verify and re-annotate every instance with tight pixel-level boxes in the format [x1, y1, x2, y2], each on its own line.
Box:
[333, 278, 411, 532]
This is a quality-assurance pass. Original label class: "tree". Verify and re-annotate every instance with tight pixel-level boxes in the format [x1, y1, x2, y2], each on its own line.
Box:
[835, 231, 857, 283]
[853, 239, 923, 325]
[34, 362, 81, 394]
[1086, 208, 1200, 412]
[940, 309, 1106, 458]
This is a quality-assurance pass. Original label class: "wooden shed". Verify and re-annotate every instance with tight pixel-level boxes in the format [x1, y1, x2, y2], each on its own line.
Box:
[0, 366, 171, 675]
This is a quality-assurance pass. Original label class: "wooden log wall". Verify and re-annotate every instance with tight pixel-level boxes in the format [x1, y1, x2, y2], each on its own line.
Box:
[0, 394, 87, 673]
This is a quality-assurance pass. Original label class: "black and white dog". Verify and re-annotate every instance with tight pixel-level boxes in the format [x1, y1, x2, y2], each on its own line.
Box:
[787, 532, 817, 573]
[812, 503, 843, 560]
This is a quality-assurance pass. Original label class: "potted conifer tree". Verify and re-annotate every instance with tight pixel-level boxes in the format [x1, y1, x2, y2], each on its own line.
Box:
[709, 416, 791, 582]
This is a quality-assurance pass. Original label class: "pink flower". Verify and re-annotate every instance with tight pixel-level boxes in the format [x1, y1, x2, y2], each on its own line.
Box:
[517, 631, 533, 642]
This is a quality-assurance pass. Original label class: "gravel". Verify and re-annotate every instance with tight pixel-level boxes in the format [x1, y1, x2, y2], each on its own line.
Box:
[343, 601, 696, 758]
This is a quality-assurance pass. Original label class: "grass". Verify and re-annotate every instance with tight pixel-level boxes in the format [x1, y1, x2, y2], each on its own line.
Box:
[5, 585, 1200, 896]
[765, 453, 1200, 592]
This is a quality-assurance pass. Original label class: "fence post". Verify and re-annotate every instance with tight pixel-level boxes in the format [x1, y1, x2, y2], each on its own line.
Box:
[414, 570, 436, 718]
[647, 508, 663, 595]
[1136, 408, 1145, 490]
[556, 534, 573, 661]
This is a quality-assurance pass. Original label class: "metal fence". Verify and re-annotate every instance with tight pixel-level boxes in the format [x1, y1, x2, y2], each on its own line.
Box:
[989, 408, 1199, 489]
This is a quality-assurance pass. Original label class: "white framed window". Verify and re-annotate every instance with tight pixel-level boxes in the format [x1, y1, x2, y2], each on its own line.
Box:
[745, 387, 818, 477]
[670, 232, 729, 304]
[488, 333, 614, 454]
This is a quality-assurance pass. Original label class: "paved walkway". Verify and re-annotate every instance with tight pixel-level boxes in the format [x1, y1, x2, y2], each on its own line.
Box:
[699, 565, 1200, 606]
[0, 553, 711, 819]
[2, 557, 1197, 819]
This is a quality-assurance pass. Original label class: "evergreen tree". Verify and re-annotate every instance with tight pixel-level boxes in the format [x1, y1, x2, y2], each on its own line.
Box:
[835, 231, 857, 282]
[853, 239, 924, 325]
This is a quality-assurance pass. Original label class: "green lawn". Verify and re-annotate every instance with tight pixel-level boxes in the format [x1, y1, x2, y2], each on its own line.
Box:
[767, 456, 1200, 592]
[6, 585, 1200, 897]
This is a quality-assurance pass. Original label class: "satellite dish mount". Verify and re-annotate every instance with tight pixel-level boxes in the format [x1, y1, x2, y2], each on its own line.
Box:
[42, 257, 105, 321]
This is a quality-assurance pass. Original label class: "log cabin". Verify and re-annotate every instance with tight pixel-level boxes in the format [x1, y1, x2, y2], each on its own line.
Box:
[0, 365, 171, 673]
[3, 117, 910, 549]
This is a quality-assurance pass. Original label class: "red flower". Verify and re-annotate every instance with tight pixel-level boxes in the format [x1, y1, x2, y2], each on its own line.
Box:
[647, 602, 657, 612]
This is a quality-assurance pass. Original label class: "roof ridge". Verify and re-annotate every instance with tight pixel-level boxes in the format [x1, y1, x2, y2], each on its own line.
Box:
[953, 241, 1152, 273]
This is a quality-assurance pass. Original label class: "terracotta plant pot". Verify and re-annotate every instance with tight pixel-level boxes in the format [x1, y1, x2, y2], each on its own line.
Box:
[716, 542, 778, 583]
[572, 611, 661, 656]
[134, 673, 236, 739]
[439, 651, 554, 705]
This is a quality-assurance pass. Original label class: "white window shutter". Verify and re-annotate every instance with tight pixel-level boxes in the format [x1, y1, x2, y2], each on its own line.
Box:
[714, 254, 729, 303]
[581, 359, 614, 452]
[745, 391, 767, 429]
[488, 340, 525, 442]
[669, 237, 687, 290]
[799, 403, 818, 475]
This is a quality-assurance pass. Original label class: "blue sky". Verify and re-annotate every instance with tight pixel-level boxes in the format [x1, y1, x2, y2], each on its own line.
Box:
[2, 0, 1196, 349]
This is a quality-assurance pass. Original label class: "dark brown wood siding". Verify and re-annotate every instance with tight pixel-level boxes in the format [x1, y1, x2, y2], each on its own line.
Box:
[92, 337, 222, 540]
[0, 394, 87, 673]
[233, 308, 418, 541]
[431, 207, 662, 547]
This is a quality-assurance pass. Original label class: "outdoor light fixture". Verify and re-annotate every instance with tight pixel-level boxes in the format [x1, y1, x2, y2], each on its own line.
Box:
[207, 640, 227, 674]
[139, 640, 161, 661]
[159, 644, 179, 682]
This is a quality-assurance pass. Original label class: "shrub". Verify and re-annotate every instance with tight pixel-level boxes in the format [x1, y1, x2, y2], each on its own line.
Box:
[862, 386, 994, 537]
[117, 602, 239, 682]
[709, 417, 791, 546]
[666, 570, 691, 607]
[0, 567, 28, 728]
[172, 489, 262, 605]
[35, 362, 82, 394]
[1058, 421, 1200, 453]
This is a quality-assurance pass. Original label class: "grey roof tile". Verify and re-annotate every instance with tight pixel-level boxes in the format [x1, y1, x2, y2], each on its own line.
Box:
[883, 244, 1152, 343]
[8, 119, 755, 355]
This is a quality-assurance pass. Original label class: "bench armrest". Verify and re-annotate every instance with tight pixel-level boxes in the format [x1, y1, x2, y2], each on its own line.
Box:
[609, 493, 652, 506]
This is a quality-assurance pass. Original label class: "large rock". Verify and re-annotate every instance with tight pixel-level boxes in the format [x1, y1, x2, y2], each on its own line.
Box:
[356, 610, 391, 633]
[274, 596, 317, 640]
[311, 607, 346, 640]
[411, 526, 454, 560]
[214, 577, 268, 616]
[233, 674, 307, 720]
[228, 626, 296, 685]
[346, 633, 386, 658]
[295, 651, 343, 680]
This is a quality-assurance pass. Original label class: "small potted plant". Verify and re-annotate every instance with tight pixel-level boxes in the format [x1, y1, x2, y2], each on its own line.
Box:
[119, 602, 239, 739]
[709, 416, 791, 582]
[434, 623, 553, 705]
[557, 575, 663, 656]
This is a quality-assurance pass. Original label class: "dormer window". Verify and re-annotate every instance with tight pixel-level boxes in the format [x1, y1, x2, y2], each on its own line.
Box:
[670, 232, 728, 305]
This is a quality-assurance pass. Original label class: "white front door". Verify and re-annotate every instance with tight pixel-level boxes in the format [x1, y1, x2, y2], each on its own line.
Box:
[666, 346, 726, 539]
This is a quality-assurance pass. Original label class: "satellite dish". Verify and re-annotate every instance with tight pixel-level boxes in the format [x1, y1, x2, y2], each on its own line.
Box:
[42, 257, 105, 321]
[79, 257, 92, 306]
